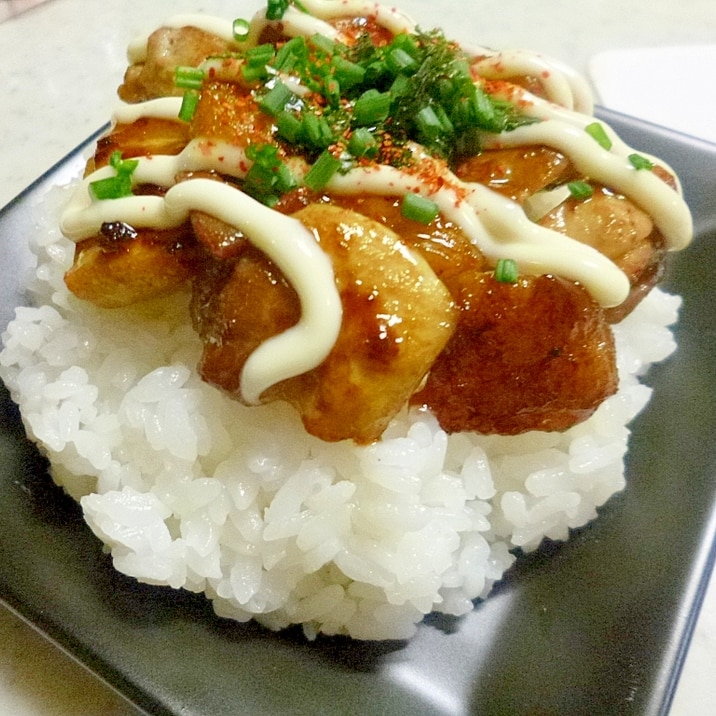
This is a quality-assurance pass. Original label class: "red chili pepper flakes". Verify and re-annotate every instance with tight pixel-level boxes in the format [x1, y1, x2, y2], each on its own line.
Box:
[404, 155, 467, 204]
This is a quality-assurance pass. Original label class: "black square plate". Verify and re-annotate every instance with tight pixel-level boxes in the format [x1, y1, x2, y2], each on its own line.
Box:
[1, 109, 715, 715]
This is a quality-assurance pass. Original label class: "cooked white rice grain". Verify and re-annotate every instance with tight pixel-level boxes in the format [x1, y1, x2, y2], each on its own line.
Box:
[0, 187, 681, 640]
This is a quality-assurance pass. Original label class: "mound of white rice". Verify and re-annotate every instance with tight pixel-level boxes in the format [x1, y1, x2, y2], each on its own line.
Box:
[0, 185, 680, 640]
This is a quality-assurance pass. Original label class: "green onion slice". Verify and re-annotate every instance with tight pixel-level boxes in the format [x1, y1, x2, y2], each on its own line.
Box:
[584, 122, 613, 150]
[108, 151, 137, 174]
[243, 143, 297, 205]
[232, 18, 250, 41]
[386, 47, 418, 75]
[494, 258, 519, 283]
[416, 105, 444, 142]
[266, 0, 290, 21]
[567, 180, 594, 200]
[174, 66, 205, 90]
[352, 89, 392, 127]
[301, 112, 335, 150]
[178, 90, 200, 122]
[628, 153, 655, 170]
[303, 151, 342, 191]
[309, 33, 336, 56]
[246, 43, 275, 67]
[348, 127, 378, 158]
[258, 80, 296, 117]
[332, 57, 365, 90]
[88, 177, 124, 201]
[89, 151, 138, 201]
[401, 192, 440, 224]
[390, 33, 421, 59]
[273, 35, 306, 72]
[276, 111, 303, 144]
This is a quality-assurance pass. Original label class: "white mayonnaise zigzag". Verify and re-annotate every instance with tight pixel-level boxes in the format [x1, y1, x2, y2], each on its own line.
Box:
[477, 88, 692, 250]
[325, 161, 630, 307]
[113, 97, 184, 123]
[62, 168, 340, 406]
[468, 50, 594, 115]
[63, 0, 693, 404]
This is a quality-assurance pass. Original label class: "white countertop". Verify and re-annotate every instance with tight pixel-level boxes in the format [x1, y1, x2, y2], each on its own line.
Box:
[1, 0, 714, 713]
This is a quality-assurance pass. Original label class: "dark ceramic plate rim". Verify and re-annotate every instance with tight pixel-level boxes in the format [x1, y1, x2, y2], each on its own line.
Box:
[1, 108, 715, 716]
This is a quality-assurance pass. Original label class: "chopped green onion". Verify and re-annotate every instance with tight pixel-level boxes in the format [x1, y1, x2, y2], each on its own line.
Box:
[242, 63, 271, 83]
[449, 96, 471, 130]
[301, 112, 335, 150]
[303, 150, 341, 191]
[178, 90, 201, 122]
[214, 23, 535, 175]
[389, 33, 421, 60]
[415, 105, 444, 142]
[585, 122, 612, 150]
[385, 47, 418, 75]
[242, 44, 275, 81]
[258, 80, 295, 117]
[245, 143, 282, 167]
[244, 163, 275, 196]
[174, 66, 205, 90]
[437, 77, 458, 104]
[243, 143, 297, 205]
[450, 58, 473, 82]
[88, 177, 126, 201]
[353, 89, 391, 127]
[275, 162, 298, 193]
[109, 151, 138, 174]
[434, 105, 454, 136]
[628, 153, 654, 170]
[363, 59, 389, 87]
[468, 86, 497, 128]
[494, 258, 519, 283]
[332, 56, 365, 91]
[266, 0, 290, 21]
[324, 78, 341, 107]
[309, 33, 336, 56]
[390, 73, 411, 98]
[245, 43, 275, 67]
[89, 151, 138, 201]
[348, 127, 378, 158]
[273, 35, 305, 72]
[276, 111, 303, 144]
[232, 18, 250, 41]
[567, 180, 594, 199]
[401, 192, 440, 224]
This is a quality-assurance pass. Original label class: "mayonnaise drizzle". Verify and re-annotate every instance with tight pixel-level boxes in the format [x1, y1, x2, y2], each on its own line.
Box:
[287, 0, 415, 34]
[477, 92, 693, 250]
[326, 164, 630, 306]
[112, 97, 184, 124]
[245, 6, 340, 46]
[165, 180, 342, 405]
[468, 49, 594, 115]
[64, 0, 693, 403]
[63, 171, 341, 405]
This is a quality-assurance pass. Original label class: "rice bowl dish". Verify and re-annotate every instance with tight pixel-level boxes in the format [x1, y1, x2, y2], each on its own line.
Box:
[0, 0, 691, 641]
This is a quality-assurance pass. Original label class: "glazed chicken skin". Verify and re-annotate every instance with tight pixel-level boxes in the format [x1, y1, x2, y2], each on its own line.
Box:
[412, 272, 617, 435]
[119, 27, 236, 103]
[454, 147, 668, 323]
[62, 8, 688, 443]
[64, 222, 197, 308]
[192, 204, 456, 443]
